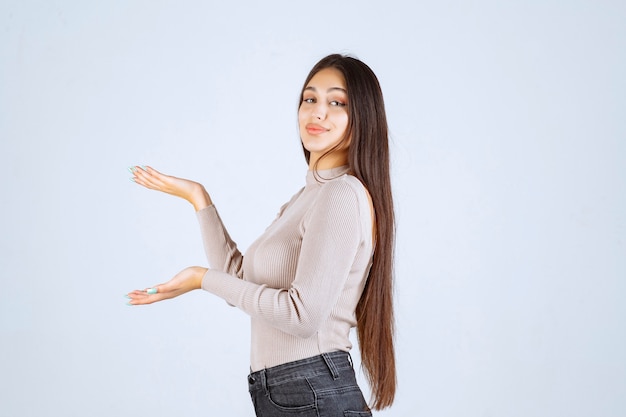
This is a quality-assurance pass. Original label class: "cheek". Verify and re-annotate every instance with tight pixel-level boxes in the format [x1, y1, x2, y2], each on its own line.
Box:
[298, 108, 315, 137]
[336, 113, 349, 132]
[298, 108, 307, 127]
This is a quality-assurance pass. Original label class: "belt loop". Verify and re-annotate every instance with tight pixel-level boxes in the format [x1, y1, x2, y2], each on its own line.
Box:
[260, 369, 268, 394]
[322, 352, 340, 380]
[347, 352, 353, 368]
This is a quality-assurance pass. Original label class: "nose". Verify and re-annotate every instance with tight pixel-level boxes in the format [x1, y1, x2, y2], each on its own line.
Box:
[311, 103, 326, 120]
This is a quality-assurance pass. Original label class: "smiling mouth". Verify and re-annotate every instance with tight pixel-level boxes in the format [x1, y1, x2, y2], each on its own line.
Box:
[305, 124, 328, 134]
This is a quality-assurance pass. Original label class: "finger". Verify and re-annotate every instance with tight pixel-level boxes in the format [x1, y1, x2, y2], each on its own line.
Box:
[131, 166, 153, 182]
[125, 291, 147, 305]
[142, 165, 158, 175]
[136, 166, 165, 182]
[129, 166, 150, 186]
[125, 287, 160, 305]
[126, 293, 159, 306]
[130, 171, 161, 191]
[131, 166, 170, 192]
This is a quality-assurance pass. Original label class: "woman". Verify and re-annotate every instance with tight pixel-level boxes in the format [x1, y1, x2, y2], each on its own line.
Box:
[127, 53, 396, 416]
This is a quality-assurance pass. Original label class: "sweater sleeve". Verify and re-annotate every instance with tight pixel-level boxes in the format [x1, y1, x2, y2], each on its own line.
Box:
[196, 205, 244, 278]
[201, 179, 366, 338]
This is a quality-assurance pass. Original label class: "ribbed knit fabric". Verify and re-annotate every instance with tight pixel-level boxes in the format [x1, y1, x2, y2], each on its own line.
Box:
[197, 166, 374, 371]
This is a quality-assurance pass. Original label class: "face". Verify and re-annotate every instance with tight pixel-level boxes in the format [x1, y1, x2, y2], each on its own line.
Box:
[298, 67, 350, 168]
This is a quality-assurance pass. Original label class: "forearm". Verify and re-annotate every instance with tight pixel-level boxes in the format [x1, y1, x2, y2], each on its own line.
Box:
[197, 206, 244, 277]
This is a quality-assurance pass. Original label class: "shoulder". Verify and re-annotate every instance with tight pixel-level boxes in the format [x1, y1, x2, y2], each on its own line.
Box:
[303, 174, 374, 244]
[320, 172, 366, 195]
[315, 174, 371, 215]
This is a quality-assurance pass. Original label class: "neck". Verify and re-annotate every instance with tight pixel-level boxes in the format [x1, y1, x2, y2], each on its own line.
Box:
[308, 151, 349, 171]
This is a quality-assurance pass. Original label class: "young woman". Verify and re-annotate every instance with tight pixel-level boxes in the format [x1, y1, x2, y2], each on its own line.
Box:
[126, 53, 396, 416]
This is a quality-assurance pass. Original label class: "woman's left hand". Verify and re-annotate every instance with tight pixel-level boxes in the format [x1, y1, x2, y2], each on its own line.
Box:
[129, 165, 212, 211]
[126, 266, 207, 305]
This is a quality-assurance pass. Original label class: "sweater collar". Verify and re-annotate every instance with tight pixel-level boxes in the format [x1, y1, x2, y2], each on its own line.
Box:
[305, 165, 350, 186]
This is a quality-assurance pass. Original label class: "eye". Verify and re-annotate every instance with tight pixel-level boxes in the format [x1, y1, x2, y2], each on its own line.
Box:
[330, 100, 346, 107]
[302, 97, 316, 104]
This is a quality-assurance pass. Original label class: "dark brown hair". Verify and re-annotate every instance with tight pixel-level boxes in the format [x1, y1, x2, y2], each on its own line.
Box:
[299, 54, 396, 410]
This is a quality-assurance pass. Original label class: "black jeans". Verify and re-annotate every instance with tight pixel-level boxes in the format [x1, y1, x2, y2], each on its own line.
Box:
[248, 351, 372, 416]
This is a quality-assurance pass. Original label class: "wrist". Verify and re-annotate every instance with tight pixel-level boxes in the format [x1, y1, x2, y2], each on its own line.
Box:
[190, 184, 212, 211]
[194, 266, 207, 289]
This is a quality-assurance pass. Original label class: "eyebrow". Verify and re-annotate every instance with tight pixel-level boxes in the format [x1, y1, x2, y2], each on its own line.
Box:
[304, 86, 347, 93]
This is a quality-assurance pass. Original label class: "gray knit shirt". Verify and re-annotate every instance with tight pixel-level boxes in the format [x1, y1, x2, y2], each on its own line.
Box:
[197, 166, 374, 371]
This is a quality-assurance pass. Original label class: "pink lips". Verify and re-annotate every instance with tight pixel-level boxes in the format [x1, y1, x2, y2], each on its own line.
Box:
[305, 123, 328, 135]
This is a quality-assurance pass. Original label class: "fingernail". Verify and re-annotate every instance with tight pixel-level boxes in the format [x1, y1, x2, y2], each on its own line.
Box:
[128, 166, 136, 173]
[126, 302, 134, 306]
[129, 177, 136, 182]
[147, 288, 157, 295]
[124, 294, 130, 299]
[141, 165, 147, 171]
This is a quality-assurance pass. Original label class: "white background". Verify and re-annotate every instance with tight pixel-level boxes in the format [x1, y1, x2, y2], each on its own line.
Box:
[1, 1, 624, 416]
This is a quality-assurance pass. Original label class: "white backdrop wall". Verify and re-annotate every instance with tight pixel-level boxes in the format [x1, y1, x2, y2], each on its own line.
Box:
[1, 1, 624, 416]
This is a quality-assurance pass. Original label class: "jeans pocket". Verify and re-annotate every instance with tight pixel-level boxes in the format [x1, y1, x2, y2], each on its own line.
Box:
[267, 377, 317, 411]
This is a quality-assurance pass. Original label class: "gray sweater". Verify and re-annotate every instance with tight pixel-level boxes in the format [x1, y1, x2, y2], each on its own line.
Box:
[197, 166, 374, 371]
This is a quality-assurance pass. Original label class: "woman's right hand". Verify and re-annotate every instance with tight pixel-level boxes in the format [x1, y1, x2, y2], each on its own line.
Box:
[129, 165, 212, 211]
[126, 266, 207, 306]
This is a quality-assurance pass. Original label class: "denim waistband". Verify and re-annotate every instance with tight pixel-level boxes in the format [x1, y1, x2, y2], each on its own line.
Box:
[247, 351, 353, 390]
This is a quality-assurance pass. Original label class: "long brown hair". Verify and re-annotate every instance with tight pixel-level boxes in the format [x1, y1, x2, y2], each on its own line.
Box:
[299, 54, 396, 410]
